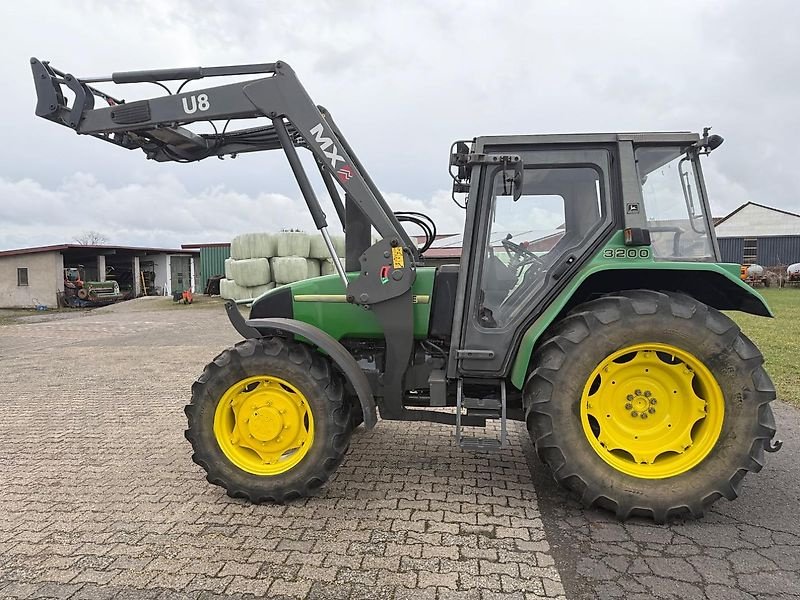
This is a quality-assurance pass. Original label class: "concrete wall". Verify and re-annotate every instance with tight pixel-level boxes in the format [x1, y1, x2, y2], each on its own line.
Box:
[0, 251, 63, 308]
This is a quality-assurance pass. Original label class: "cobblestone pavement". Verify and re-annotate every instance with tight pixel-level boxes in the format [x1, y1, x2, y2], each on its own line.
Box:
[530, 398, 800, 600]
[0, 299, 565, 600]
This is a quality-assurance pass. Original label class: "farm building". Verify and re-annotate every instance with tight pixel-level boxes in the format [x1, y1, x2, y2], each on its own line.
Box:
[0, 244, 199, 309]
[715, 202, 800, 267]
[421, 229, 564, 266]
[181, 242, 231, 293]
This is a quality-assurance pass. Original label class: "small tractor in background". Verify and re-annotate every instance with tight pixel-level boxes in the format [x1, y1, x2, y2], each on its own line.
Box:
[32, 57, 782, 522]
[62, 266, 125, 307]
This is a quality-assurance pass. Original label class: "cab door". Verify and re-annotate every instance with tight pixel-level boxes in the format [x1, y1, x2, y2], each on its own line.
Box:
[453, 145, 617, 377]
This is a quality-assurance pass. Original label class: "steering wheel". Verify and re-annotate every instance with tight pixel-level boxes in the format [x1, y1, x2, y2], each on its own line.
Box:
[501, 234, 544, 275]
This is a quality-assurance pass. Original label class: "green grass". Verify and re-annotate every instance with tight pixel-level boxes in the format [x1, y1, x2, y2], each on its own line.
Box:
[729, 288, 800, 407]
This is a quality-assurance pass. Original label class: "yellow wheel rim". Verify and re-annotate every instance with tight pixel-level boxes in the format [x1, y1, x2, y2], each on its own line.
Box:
[213, 375, 314, 475]
[580, 343, 724, 479]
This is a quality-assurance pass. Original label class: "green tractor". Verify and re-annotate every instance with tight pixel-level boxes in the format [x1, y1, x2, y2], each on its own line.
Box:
[63, 265, 124, 306]
[32, 58, 780, 521]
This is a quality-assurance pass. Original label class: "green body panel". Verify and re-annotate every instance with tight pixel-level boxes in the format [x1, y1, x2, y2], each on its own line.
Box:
[286, 267, 436, 340]
[508, 231, 772, 389]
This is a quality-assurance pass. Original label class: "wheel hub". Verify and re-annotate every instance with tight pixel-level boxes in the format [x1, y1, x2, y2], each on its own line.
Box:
[247, 406, 283, 442]
[213, 375, 314, 475]
[581, 343, 724, 479]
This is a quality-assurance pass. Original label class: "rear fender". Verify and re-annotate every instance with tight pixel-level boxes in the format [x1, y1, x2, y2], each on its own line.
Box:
[509, 263, 772, 389]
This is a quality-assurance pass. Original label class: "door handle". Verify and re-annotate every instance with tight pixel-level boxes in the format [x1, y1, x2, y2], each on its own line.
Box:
[551, 255, 576, 281]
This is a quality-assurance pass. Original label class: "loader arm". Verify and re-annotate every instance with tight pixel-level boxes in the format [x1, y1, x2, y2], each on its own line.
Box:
[31, 56, 420, 422]
[30, 57, 416, 255]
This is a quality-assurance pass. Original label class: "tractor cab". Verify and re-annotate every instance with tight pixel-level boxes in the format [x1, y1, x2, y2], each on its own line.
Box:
[447, 131, 725, 378]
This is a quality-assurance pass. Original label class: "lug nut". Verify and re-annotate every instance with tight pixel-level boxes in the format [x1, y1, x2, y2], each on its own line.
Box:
[650, 398, 657, 405]
[631, 411, 639, 417]
[627, 394, 634, 401]
[635, 389, 642, 396]
[625, 403, 633, 410]
[648, 407, 656, 414]
[640, 413, 648, 419]
[644, 390, 652, 397]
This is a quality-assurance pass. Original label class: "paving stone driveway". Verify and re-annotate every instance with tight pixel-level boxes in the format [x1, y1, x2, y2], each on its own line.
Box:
[0, 299, 565, 600]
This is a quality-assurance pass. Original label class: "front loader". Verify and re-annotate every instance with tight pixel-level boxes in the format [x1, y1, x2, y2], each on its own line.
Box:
[31, 57, 781, 521]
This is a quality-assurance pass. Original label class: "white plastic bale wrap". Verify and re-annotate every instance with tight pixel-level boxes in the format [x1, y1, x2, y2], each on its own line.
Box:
[276, 231, 311, 257]
[249, 282, 276, 300]
[788, 263, 800, 275]
[320, 258, 346, 276]
[219, 279, 275, 301]
[271, 256, 312, 283]
[309, 234, 346, 259]
[230, 233, 276, 259]
[228, 258, 272, 287]
[306, 258, 321, 278]
[224, 258, 234, 280]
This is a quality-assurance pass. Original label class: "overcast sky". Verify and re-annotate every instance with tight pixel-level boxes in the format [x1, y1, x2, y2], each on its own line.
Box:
[1, 0, 798, 249]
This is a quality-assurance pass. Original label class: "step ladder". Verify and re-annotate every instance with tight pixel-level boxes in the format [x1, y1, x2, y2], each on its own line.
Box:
[455, 379, 507, 451]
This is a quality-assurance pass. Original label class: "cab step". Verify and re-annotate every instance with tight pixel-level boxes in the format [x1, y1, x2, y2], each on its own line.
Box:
[456, 379, 507, 451]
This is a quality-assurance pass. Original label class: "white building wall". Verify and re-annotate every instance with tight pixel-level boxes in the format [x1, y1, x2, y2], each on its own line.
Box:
[0, 251, 63, 308]
[140, 253, 169, 296]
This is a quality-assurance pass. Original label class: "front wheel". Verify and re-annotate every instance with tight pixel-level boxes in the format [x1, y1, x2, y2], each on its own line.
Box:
[525, 290, 777, 522]
[185, 337, 352, 503]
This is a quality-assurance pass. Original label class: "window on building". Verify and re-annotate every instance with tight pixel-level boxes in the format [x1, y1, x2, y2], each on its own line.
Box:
[17, 267, 29, 286]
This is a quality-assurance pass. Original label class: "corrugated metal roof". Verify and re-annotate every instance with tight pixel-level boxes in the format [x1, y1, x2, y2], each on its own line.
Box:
[715, 202, 800, 237]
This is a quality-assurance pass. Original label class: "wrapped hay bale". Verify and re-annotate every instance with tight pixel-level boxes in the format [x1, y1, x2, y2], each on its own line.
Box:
[306, 258, 321, 278]
[332, 235, 345, 257]
[271, 256, 311, 284]
[220, 279, 275, 301]
[228, 257, 271, 287]
[250, 233, 277, 258]
[219, 278, 245, 301]
[320, 258, 346, 276]
[231, 233, 276, 259]
[276, 231, 310, 257]
[308, 234, 346, 259]
[248, 282, 276, 300]
[224, 257, 234, 280]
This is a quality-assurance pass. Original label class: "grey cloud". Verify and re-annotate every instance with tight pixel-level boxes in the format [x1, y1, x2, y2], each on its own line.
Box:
[1, 0, 798, 250]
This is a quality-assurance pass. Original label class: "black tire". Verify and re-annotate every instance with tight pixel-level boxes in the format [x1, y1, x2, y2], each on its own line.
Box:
[185, 337, 352, 503]
[524, 290, 777, 522]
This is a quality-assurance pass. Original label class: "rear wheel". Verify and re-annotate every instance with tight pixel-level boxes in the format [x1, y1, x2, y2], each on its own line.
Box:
[525, 290, 776, 522]
[185, 337, 352, 502]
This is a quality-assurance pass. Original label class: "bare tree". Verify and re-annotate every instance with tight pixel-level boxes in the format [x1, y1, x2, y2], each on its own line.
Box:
[73, 230, 109, 245]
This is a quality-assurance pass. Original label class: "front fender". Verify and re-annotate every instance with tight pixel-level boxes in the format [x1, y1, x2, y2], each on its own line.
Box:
[224, 301, 377, 429]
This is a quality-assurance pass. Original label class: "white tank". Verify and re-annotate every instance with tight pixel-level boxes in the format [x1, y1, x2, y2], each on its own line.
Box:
[788, 263, 800, 276]
[746, 264, 764, 277]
